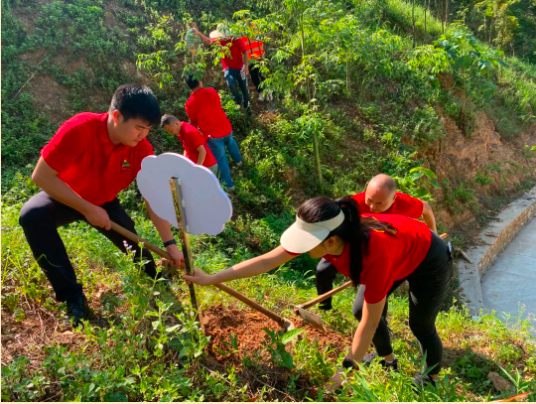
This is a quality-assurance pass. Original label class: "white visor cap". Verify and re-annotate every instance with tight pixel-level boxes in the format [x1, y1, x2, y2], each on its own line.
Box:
[280, 211, 345, 254]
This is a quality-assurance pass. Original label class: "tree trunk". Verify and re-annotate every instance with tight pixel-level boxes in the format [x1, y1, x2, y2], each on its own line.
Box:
[438, 0, 444, 33]
[312, 131, 323, 183]
[424, 0, 430, 38]
[445, 0, 449, 29]
[346, 59, 351, 96]
[460, 86, 467, 135]
[412, 0, 416, 48]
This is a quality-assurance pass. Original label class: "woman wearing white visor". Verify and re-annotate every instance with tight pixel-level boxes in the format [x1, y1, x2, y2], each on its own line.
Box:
[184, 195, 452, 391]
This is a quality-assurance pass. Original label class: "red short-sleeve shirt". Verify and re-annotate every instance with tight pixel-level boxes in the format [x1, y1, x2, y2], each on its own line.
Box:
[353, 191, 424, 218]
[185, 88, 233, 139]
[178, 122, 217, 168]
[41, 112, 154, 206]
[322, 214, 432, 304]
[211, 38, 247, 70]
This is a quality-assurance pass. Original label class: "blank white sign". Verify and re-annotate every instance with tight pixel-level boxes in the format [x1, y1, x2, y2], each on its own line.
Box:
[137, 153, 232, 235]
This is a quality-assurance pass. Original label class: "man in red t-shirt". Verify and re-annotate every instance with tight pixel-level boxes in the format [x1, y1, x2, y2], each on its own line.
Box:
[160, 114, 218, 176]
[19, 85, 185, 327]
[354, 174, 437, 232]
[185, 76, 243, 190]
[192, 24, 251, 115]
[316, 173, 438, 311]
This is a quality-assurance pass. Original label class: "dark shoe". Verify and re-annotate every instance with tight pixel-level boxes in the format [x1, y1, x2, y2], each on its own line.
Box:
[66, 294, 91, 327]
[363, 352, 398, 371]
[412, 372, 437, 389]
[318, 303, 332, 311]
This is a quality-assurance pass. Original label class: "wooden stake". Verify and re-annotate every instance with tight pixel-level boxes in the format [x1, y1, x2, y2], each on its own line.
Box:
[169, 177, 201, 324]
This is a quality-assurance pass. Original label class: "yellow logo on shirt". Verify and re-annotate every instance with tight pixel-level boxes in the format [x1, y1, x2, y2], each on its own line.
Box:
[121, 159, 131, 170]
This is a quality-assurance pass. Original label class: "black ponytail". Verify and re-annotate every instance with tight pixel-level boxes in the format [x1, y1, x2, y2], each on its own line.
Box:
[298, 195, 397, 286]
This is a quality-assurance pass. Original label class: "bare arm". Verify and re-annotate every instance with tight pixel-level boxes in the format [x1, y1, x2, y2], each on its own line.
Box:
[422, 201, 438, 233]
[243, 52, 249, 74]
[347, 298, 385, 362]
[326, 298, 385, 391]
[192, 27, 211, 45]
[32, 157, 111, 229]
[184, 246, 296, 285]
[196, 145, 207, 166]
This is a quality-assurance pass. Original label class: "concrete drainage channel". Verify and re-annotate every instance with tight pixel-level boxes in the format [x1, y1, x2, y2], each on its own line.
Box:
[458, 186, 536, 332]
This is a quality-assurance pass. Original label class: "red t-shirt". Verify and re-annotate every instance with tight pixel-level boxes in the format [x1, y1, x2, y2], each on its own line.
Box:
[353, 192, 424, 218]
[178, 122, 217, 168]
[185, 88, 233, 139]
[41, 112, 154, 206]
[323, 214, 432, 304]
[211, 38, 247, 70]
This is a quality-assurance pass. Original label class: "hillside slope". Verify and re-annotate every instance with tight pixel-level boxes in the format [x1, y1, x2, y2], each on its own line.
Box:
[2, 0, 536, 401]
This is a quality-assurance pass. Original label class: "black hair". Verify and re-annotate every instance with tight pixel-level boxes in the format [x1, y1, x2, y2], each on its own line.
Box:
[297, 195, 397, 285]
[160, 114, 179, 127]
[109, 84, 161, 127]
[185, 75, 200, 90]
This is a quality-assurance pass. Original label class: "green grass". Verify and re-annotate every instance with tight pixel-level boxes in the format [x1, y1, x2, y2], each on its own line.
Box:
[2, 178, 536, 401]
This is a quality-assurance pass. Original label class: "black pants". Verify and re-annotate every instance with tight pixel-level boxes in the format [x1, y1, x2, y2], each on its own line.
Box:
[249, 63, 264, 94]
[316, 231, 452, 375]
[19, 191, 157, 303]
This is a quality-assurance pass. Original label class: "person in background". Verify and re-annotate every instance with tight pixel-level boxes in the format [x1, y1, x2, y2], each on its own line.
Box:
[19, 85, 184, 327]
[239, 35, 272, 102]
[192, 23, 251, 115]
[316, 173, 439, 311]
[160, 114, 219, 176]
[184, 75, 243, 191]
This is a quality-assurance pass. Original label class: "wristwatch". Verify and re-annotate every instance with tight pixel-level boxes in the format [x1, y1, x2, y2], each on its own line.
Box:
[164, 239, 177, 248]
[342, 358, 359, 370]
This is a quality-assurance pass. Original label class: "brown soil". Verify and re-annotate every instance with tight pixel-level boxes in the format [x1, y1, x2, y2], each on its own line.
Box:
[200, 304, 351, 401]
[203, 304, 350, 362]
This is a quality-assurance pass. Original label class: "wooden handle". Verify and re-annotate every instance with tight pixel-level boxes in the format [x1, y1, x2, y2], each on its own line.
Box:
[110, 221, 171, 260]
[214, 283, 288, 327]
[109, 220, 289, 326]
[301, 280, 353, 309]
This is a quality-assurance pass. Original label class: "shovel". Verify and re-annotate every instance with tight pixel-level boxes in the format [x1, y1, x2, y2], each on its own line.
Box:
[110, 221, 295, 331]
[294, 233, 449, 331]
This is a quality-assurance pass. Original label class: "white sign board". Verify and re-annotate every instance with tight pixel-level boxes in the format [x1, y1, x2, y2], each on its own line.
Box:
[137, 153, 232, 235]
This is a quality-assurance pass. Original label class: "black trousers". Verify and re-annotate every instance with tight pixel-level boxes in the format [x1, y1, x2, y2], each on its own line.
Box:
[249, 63, 265, 94]
[316, 231, 452, 375]
[19, 191, 157, 303]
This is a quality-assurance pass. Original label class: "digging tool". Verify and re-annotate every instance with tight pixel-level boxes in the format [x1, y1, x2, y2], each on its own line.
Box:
[109, 221, 295, 331]
[294, 233, 450, 331]
[293, 280, 354, 331]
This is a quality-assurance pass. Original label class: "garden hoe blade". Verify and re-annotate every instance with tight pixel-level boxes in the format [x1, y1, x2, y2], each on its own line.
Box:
[294, 305, 325, 331]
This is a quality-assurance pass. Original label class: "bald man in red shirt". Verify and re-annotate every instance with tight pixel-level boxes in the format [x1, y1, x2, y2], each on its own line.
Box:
[19, 85, 184, 328]
[316, 173, 438, 311]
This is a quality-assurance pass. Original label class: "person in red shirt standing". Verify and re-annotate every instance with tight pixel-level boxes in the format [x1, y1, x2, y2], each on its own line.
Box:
[184, 196, 452, 389]
[192, 24, 251, 115]
[19, 85, 185, 327]
[160, 114, 218, 176]
[185, 75, 243, 191]
[316, 173, 438, 311]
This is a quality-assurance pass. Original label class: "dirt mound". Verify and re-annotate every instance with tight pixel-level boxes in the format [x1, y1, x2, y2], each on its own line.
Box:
[201, 304, 349, 400]
[202, 304, 351, 363]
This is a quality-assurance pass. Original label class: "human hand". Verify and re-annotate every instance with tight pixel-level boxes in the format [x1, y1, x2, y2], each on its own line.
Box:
[165, 244, 185, 268]
[84, 205, 111, 230]
[183, 267, 215, 286]
[324, 369, 344, 393]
